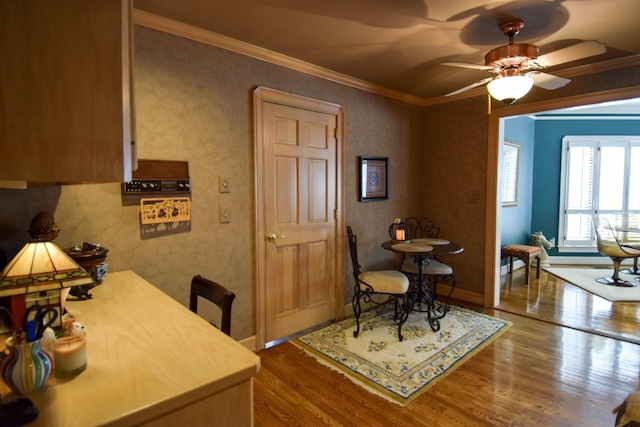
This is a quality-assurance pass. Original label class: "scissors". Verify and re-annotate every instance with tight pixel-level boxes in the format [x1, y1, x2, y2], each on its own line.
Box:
[22, 305, 58, 343]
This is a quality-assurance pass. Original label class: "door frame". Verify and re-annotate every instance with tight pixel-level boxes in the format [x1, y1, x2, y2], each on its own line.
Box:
[484, 85, 640, 308]
[253, 86, 345, 350]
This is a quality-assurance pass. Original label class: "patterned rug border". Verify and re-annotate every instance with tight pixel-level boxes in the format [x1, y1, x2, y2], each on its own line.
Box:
[292, 306, 511, 406]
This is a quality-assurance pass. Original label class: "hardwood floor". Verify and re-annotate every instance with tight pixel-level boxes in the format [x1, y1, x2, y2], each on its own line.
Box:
[254, 267, 640, 426]
[498, 265, 640, 345]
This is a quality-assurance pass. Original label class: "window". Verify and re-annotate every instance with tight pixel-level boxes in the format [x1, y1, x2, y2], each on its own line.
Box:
[502, 141, 520, 207]
[558, 136, 640, 251]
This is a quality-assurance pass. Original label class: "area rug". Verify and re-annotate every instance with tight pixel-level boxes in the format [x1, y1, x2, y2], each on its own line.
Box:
[544, 267, 640, 302]
[293, 306, 511, 406]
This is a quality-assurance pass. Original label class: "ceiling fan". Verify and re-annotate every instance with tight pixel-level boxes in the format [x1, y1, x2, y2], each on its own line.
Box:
[443, 20, 606, 105]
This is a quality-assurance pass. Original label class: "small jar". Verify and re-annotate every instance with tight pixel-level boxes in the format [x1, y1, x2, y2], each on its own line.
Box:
[53, 331, 87, 377]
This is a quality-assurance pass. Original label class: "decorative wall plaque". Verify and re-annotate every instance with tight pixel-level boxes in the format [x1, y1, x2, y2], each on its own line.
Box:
[140, 197, 191, 225]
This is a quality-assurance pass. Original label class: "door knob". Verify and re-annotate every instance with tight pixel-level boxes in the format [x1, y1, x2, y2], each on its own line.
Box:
[266, 233, 285, 241]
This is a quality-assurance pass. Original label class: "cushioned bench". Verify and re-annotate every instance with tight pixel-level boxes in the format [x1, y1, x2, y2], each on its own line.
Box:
[501, 244, 542, 285]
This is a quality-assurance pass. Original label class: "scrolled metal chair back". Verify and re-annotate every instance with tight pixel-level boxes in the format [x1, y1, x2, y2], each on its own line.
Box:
[405, 217, 440, 239]
[346, 226, 362, 279]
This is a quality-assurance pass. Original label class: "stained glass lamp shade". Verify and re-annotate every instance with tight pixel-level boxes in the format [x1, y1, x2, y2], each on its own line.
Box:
[0, 241, 95, 297]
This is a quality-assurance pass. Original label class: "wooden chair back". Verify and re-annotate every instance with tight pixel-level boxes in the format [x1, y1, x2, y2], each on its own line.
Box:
[189, 275, 235, 336]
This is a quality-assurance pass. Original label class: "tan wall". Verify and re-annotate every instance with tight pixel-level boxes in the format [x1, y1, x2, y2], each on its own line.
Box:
[1, 25, 637, 340]
[0, 26, 424, 340]
[421, 96, 489, 295]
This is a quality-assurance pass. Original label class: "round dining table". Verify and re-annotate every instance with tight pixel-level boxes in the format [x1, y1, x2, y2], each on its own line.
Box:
[382, 238, 464, 331]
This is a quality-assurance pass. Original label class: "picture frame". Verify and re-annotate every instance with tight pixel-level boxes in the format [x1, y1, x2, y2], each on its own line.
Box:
[502, 141, 520, 207]
[359, 156, 389, 201]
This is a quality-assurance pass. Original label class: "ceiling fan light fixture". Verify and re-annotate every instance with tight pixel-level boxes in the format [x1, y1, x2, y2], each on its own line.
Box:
[487, 75, 534, 105]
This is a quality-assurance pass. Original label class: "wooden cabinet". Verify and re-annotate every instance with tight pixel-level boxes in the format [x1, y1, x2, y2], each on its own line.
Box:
[0, 0, 135, 183]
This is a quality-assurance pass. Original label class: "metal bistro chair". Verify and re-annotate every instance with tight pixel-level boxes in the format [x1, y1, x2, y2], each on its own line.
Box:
[404, 216, 440, 239]
[400, 217, 456, 308]
[189, 275, 236, 336]
[347, 226, 410, 341]
[592, 215, 640, 287]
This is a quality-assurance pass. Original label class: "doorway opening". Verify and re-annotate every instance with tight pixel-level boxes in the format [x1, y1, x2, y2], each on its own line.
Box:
[486, 88, 640, 308]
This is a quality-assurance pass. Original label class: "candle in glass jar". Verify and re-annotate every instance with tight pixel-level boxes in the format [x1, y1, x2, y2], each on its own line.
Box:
[395, 229, 405, 240]
[53, 332, 87, 376]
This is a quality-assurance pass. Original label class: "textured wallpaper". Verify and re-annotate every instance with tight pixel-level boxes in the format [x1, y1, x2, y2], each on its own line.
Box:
[3, 23, 633, 341]
[0, 26, 424, 340]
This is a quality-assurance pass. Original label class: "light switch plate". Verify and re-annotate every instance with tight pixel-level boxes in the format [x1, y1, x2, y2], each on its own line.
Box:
[219, 206, 230, 223]
[219, 176, 230, 193]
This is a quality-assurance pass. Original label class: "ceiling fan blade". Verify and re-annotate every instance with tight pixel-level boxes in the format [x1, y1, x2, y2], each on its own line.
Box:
[529, 72, 571, 90]
[442, 61, 493, 71]
[445, 77, 494, 96]
[535, 41, 606, 67]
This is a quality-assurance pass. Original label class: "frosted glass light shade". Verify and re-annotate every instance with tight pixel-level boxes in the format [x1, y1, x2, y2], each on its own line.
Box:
[0, 241, 94, 297]
[487, 75, 534, 105]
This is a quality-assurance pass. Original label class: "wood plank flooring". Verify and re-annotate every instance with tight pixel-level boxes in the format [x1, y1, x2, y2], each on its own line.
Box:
[498, 264, 640, 345]
[254, 266, 640, 426]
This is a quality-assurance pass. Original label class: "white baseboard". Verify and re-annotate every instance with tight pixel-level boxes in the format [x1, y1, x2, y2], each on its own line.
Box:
[502, 256, 636, 275]
[501, 259, 525, 276]
[547, 255, 636, 266]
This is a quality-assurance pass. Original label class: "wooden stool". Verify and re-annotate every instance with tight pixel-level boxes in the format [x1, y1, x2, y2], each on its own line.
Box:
[501, 244, 542, 285]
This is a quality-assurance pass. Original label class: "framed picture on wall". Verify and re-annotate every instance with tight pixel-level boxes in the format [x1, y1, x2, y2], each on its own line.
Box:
[359, 156, 388, 201]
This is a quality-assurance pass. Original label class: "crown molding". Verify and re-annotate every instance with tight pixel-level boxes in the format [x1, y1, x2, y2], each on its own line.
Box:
[530, 115, 640, 120]
[133, 9, 426, 106]
[490, 85, 640, 119]
[133, 9, 639, 109]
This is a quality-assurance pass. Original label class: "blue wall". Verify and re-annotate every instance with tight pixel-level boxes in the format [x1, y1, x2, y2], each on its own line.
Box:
[501, 116, 535, 245]
[502, 116, 640, 256]
[528, 118, 640, 256]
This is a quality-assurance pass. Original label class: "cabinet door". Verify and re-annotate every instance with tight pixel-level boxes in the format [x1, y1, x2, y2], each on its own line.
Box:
[0, 0, 133, 183]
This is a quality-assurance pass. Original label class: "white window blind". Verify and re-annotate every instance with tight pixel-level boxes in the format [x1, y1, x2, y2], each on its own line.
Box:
[502, 142, 519, 206]
[558, 136, 640, 250]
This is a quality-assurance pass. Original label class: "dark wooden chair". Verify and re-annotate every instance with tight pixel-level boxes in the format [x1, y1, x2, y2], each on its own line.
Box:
[189, 275, 236, 336]
[347, 226, 410, 341]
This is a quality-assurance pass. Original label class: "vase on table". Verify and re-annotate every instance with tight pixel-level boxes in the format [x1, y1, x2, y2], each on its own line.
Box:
[0, 336, 52, 395]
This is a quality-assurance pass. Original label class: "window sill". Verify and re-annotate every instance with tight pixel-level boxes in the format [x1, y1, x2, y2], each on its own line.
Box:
[557, 245, 598, 254]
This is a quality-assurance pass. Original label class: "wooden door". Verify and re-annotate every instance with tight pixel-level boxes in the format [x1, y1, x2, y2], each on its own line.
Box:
[254, 88, 343, 347]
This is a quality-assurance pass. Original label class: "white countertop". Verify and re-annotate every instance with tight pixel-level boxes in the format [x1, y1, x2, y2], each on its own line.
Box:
[0, 270, 261, 426]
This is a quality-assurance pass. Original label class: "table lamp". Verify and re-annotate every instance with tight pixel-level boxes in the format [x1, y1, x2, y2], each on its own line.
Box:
[0, 241, 95, 297]
[0, 212, 95, 329]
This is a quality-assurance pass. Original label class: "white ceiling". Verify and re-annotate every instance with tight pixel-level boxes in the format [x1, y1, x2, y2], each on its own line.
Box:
[134, 0, 640, 103]
[538, 97, 640, 116]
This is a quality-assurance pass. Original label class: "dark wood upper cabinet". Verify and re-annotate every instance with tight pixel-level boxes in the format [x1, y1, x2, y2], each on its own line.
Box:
[0, 0, 135, 184]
